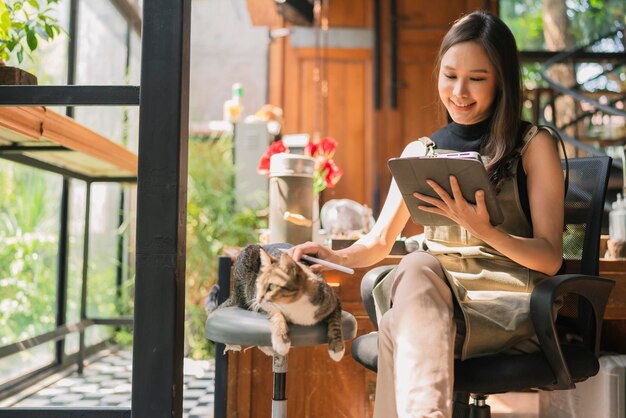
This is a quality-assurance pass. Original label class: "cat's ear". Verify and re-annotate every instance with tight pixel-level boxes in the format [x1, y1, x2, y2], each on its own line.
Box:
[259, 248, 274, 268]
[279, 252, 302, 274]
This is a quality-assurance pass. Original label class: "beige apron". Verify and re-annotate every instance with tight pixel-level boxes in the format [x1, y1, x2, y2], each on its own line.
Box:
[374, 128, 552, 360]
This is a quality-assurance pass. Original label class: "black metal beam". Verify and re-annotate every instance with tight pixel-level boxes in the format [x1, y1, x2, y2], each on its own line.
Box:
[66, 0, 79, 118]
[0, 154, 136, 183]
[0, 408, 131, 417]
[0, 145, 69, 153]
[91, 176, 137, 183]
[0, 321, 93, 359]
[132, 0, 190, 417]
[77, 182, 91, 374]
[213, 256, 232, 418]
[92, 317, 134, 326]
[520, 50, 626, 62]
[54, 178, 70, 364]
[0, 86, 140, 106]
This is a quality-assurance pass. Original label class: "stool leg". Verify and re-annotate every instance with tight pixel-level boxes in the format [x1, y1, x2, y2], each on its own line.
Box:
[469, 394, 491, 418]
[272, 354, 288, 418]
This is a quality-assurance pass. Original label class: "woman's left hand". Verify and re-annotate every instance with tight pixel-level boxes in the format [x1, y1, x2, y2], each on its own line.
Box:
[414, 175, 493, 239]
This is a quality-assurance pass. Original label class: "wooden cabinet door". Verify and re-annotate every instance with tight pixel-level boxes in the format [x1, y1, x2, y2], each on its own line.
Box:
[282, 47, 375, 208]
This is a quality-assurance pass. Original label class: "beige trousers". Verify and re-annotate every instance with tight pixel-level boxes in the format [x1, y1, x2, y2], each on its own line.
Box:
[374, 252, 465, 418]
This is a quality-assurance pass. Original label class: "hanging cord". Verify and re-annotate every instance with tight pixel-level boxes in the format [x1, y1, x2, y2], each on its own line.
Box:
[313, 0, 322, 141]
[321, 0, 329, 136]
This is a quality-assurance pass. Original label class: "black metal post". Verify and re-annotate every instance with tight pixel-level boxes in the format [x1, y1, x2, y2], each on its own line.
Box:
[54, 178, 70, 365]
[77, 182, 91, 374]
[66, 0, 79, 117]
[131, 0, 191, 417]
[116, 189, 126, 311]
[214, 256, 232, 418]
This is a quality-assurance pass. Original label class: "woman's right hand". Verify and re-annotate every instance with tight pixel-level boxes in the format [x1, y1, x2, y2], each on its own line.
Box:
[288, 241, 342, 272]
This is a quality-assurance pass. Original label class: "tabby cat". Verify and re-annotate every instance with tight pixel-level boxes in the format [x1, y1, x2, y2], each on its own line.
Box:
[209, 243, 344, 361]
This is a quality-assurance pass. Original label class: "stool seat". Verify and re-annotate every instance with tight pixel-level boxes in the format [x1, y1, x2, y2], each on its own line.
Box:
[206, 306, 357, 347]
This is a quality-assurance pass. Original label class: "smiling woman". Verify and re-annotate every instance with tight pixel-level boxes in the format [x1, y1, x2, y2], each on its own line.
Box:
[289, 10, 565, 418]
[437, 41, 497, 126]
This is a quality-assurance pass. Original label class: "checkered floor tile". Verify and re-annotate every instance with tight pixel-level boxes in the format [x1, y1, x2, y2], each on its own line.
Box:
[10, 349, 215, 418]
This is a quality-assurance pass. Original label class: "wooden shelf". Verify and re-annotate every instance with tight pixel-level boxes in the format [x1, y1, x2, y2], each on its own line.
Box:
[0, 106, 138, 180]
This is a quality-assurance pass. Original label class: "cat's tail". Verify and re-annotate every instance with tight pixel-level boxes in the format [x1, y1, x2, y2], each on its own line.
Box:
[204, 284, 221, 314]
[204, 284, 237, 316]
[326, 300, 345, 362]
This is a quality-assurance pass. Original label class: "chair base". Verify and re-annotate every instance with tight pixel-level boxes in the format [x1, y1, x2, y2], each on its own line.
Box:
[272, 400, 287, 418]
[453, 393, 491, 418]
[469, 404, 491, 418]
[272, 354, 288, 418]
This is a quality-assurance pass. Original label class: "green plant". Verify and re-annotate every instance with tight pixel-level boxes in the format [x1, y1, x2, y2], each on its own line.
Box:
[185, 132, 265, 359]
[0, 0, 62, 64]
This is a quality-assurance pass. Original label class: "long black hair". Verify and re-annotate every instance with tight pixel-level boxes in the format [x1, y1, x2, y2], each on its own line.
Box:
[436, 10, 523, 189]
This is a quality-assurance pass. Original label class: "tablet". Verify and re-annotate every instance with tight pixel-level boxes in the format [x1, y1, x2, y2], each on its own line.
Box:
[388, 152, 503, 227]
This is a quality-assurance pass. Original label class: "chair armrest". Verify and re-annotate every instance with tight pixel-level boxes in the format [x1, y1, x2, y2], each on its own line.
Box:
[530, 274, 615, 389]
[361, 265, 396, 329]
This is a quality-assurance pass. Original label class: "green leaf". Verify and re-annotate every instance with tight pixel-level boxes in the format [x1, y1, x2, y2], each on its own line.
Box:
[44, 22, 52, 38]
[0, 3, 10, 35]
[34, 25, 47, 40]
[26, 27, 37, 51]
[16, 47, 23, 63]
[28, 0, 40, 10]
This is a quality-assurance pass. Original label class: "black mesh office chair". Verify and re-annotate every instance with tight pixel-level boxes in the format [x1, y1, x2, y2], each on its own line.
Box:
[351, 156, 615, 418]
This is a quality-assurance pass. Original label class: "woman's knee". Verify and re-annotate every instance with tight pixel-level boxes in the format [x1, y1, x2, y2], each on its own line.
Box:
[397, 251, 444, 278]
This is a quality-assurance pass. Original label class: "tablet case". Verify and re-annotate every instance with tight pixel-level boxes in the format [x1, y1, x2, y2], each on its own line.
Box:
[388, 155, 504, 227]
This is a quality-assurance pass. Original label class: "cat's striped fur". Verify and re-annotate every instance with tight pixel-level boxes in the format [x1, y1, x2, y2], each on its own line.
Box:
[214, 243, 344, 361]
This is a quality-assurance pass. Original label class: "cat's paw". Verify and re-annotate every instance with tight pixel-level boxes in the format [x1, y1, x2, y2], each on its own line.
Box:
[223, 344, 242, 354]
[272, 338, 291, 356]
[328, 345, 346, 361]
[257, 346, 276, 356]
[328, 340, 345, 361]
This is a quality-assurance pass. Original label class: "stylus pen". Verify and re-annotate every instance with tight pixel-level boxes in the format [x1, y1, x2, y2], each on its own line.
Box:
[279, 248, 355, 275]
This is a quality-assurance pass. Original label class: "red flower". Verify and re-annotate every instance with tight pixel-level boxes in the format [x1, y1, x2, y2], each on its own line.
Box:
[322, 159, 343, 188]
[257, 140, 288, 175]
[304, 138, 319, 157]
[258, 135, 343, 194]
[319, 136, 337, 157]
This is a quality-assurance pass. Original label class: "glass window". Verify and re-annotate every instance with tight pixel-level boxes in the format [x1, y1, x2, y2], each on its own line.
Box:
[0, 161, 62, 346]
[64, 180, 87, 356]
[500, 0, 625, 51]
[85, 183, 122, 346]
[189, 0, 269, 125]
[73, 0, 128, 141]
[0, 343, 55, 387]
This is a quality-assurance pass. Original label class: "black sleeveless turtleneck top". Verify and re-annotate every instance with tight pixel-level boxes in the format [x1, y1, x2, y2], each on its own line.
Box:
[430, 118, 532, 221]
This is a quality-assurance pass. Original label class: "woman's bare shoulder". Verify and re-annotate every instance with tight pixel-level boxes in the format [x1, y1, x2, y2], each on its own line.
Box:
[521, 129, 561, 173]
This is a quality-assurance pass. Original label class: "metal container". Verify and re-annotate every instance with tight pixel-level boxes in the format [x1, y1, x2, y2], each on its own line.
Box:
[269, 153, 315, 244]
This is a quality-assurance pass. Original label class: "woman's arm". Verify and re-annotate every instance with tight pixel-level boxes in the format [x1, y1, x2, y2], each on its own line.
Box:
[416, 130, 564, 276]
[290, 140, 427, 270]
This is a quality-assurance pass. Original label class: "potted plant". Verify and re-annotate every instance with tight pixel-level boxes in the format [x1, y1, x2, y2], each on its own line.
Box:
[0, 0, 62, 85]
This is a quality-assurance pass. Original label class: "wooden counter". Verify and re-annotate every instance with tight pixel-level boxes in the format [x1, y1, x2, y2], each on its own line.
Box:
[226, 255, 626, 418]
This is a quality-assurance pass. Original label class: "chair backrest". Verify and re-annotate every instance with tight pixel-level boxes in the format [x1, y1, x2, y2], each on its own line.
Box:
[561, 156, 612, 276]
